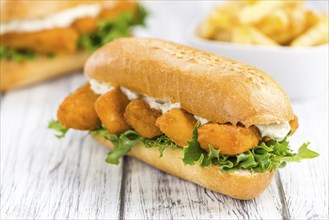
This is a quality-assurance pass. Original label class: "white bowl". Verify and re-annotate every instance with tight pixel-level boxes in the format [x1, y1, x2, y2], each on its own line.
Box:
[185, 25, 329, 100]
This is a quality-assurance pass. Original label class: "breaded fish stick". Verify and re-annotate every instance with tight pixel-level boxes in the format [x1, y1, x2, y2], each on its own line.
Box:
[289, 115, 299, 135]
[72, 17, 98, 34]
[99, 1, 138, 20]
[95, 87, 130, 134]
[57, 83, 100, 130]
[1, 27, 78, 54]
[124, 99, 162, 138]
[197, 123, 261, 155]
[156, 109, 196, 147]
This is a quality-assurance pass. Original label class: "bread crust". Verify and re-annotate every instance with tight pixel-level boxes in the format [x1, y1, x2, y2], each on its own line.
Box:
[93, 134, 275, 200]
[0, 51, 90, 91]
[85, 38, 294, 126]
[0, 0, 105, 22]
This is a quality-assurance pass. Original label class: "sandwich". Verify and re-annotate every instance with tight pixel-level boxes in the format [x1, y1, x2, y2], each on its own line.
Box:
[49, 38, 319, 200]
[0, 0, 147, 91]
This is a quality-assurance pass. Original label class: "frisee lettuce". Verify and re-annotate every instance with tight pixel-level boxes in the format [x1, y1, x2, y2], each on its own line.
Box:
[48, 119, 69, 139]
[182, 122, 319, 173]
[49, 120, 319, 173]
[143, 134, 178, 157]
[183, 121, 211, 167]
[0, 45, 36, 61]
[78, 5, 148, 51]
[92, 127, 177, 164]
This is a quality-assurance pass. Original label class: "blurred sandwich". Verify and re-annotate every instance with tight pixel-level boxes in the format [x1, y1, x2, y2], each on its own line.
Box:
[0, 0, 147, 91]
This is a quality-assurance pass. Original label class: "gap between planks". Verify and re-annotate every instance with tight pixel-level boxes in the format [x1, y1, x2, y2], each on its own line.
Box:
[275, 171, 291, 220]
[119, 157, 128, 219]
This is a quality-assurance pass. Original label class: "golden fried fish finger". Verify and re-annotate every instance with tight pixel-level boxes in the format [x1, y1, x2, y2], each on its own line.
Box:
[95, 87, 130, 134]
[1, 27, 78, 54]
[197, 123, 261, 155]
[156, 109, 196, 147]
[57, 83, 100, 130]
[289, 115, 299, 135]
[124, 99, 162, 139]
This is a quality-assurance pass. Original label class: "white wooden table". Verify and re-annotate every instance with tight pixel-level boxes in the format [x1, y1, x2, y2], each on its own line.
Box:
[1, 2, 328, 219]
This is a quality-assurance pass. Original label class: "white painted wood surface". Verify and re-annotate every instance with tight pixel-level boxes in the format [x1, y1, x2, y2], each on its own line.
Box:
[1, 2, 328, 219]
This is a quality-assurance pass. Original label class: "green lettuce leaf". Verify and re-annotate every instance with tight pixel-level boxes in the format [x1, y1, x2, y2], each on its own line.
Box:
[92, 126, 177, 164]
[49, 119, 319, 173]
[78, 5, 148, 51]
[182, 123, 320, 173]
[104, 130, 140, 165]
[182, 121, 211, 167]
[48, 119, 69, 139]
[0, 45, 35, 61]
[142, 134, 178, 157]
[133, 4, 148, 26]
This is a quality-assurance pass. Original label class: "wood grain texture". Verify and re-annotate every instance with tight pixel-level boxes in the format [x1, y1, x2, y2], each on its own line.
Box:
[1, 74, 123, 220]
[279, 94, 329, 219]
[121, 157, 283, 220]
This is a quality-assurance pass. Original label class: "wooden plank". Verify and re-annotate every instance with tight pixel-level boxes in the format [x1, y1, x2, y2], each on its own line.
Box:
[0, 74, 123, 220]
[278, 94, 329, 219]
[122, 156, 284, 219]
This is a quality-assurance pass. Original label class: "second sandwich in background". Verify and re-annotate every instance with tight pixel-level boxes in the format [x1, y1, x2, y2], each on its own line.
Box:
[0, 0, 147, 91]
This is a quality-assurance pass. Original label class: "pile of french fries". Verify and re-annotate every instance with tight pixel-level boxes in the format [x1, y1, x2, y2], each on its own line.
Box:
[199, 0, 329, 47]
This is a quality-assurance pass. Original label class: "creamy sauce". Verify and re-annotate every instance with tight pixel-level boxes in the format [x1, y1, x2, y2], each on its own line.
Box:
[89, 80, 181, 114]
[143, 97, 181, 114]
[90, 79, 113, 95]
[194, 116, 209, 125]
[0, 4, 103, 34]
[89, 80, 291, 140]
[255, 122, 291, 141]
[120, 87, 140, 100]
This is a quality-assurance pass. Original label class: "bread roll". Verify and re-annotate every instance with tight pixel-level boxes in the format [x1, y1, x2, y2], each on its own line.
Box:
[0, 51, 89, 91]
[85, 38, 294, 127]
[93, 134, 275, 200]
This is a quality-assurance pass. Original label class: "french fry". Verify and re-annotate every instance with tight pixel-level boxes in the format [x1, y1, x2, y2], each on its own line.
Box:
[199, 1, 247, 38]
[304, 10, 319, 28]
[315, 36, 329, 46]
[199, 19, 219, 39]
[288, 5, 309, 38]
[291, 14, 329, 46]
[256, 9, 289, 38]
[238, 1, 287, 24]
[199, 0, 327, 47]
[232, 26, 278, 46]
[263, 4, 309, 45]
[231, 26, 253, 45]
[213, 28, 232, 42]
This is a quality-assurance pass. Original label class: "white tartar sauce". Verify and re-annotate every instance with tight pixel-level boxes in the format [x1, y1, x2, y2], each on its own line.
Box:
[255, 122, 291, 141]
[1, 4, 102, 34]
[90, 79, 113, 95]
[194, 116, 209, 125]
[143, 97, 181, 114]
[120, 87, 140, 100]
[89, 80, 181, 114]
